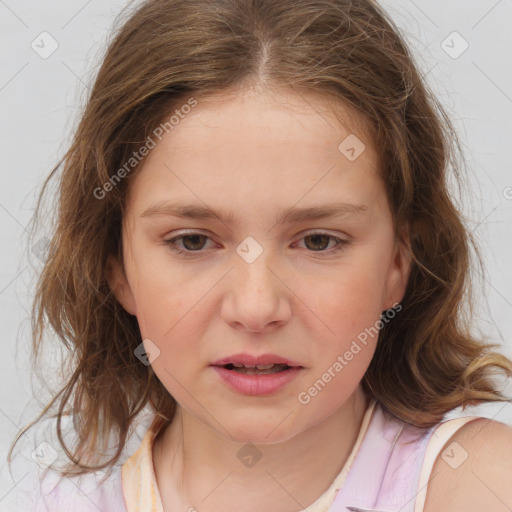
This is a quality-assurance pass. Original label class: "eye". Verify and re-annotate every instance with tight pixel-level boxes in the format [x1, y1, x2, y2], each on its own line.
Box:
[163, 231, 350, 256]
[163, 232, 215, 254]
[296, 232, 349, 255]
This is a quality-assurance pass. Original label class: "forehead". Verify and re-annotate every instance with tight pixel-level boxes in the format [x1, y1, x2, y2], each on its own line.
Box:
[162, 85, 375, 154]
[125, 86, 383, 217]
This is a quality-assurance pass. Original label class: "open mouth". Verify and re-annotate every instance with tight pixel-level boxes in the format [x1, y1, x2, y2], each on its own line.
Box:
[221, 363, 291, 375]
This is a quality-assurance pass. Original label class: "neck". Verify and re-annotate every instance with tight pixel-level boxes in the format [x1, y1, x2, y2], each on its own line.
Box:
[153, 387, 370, 512]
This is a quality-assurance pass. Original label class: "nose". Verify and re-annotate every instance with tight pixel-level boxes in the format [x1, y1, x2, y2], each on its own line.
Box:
[221, 251, 292, 333]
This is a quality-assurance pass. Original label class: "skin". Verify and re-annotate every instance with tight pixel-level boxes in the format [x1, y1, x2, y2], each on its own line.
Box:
[423, 417, 512, 512]
[424, 411, 512, 512]
[107, 84, 413, 511]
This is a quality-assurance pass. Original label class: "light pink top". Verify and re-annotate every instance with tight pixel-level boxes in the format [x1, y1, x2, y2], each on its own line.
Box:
[5, 399, 482, 511]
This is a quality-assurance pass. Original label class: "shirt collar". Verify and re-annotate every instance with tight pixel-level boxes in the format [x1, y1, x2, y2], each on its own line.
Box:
[121, 399, 379, 512]
[121, 423, 164, 512]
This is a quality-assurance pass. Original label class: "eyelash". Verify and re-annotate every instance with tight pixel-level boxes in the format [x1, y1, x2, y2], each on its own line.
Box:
[163, 231, 350, 257]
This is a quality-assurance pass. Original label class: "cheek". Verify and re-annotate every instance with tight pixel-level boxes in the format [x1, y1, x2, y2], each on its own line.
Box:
[303, 261, 386, 343]
[128, 250, 191, 333]
[131, 265, 210, 375]
[293, 265, 386, 403]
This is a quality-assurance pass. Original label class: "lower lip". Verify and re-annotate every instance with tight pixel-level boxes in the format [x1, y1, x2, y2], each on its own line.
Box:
[211, 366, 302, 396]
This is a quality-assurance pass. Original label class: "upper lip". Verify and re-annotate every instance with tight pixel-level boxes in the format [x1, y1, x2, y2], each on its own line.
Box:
[211, 353, 302, 367]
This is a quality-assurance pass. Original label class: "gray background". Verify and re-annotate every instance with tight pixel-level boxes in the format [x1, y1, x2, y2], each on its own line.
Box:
[1, 0, 512, 503]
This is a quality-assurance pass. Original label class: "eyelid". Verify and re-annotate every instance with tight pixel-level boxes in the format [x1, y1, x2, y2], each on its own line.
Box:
[166, 228, 348, 239]
[300, 228, 349, 238]
[164, 229, 348, 244]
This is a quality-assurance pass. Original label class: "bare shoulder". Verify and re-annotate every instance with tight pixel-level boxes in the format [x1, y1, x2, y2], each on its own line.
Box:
[424, 417, 512, 512]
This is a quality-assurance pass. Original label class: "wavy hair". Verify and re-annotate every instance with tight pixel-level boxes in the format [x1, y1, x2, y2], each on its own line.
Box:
[9, 0, 512, 477]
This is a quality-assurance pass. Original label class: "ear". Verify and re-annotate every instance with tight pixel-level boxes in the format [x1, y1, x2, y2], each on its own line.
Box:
[106, 254, 137, 316]
[382, 233, 412, 311]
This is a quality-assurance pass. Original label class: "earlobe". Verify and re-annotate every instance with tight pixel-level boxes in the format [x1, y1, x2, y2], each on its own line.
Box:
[106, 254, 137, 316]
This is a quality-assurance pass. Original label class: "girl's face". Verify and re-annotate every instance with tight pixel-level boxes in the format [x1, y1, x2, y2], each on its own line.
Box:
[108, 87, 410, 443]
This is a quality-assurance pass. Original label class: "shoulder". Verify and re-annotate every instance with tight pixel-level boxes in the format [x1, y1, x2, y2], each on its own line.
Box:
[424, 417, 512, 512]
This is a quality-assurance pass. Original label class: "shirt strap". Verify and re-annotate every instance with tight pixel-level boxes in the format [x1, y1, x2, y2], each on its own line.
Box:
[413, 414, 482, 512]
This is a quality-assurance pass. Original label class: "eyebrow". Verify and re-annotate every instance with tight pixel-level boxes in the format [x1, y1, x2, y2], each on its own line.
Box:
[141, 200, 369, 225]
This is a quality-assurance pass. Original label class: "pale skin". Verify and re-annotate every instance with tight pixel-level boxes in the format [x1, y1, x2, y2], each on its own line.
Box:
[107, 85, 512, 511]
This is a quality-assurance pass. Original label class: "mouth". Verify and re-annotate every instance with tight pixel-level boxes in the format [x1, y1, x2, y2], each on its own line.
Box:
[211, 353, 303, 376]
[220, 363, 292, 375]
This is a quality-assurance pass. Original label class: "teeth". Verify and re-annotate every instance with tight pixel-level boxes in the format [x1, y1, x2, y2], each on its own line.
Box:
[230, 363, 280, 369]
[231, 364, 288, 375]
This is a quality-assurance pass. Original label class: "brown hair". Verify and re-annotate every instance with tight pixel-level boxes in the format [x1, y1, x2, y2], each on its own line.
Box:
[10, 0, 512, 477]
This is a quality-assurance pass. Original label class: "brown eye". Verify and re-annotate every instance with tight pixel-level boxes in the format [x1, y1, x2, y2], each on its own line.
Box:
[164, 232, 214, 254]
[297, 233, 349, 255]
[180, 234, 209, 251]
[303, 234, 332, 251]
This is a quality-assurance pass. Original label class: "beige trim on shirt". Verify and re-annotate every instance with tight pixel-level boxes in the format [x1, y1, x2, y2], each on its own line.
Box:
[121, 399, 377, 512]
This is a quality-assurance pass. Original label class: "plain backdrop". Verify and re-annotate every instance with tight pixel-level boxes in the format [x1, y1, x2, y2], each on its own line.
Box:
[1, 0, 512, 502]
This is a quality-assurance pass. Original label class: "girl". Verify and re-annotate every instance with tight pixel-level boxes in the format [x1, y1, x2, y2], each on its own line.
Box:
[7, 0, 512, 511]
